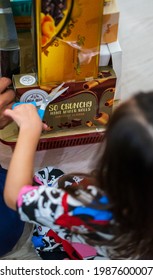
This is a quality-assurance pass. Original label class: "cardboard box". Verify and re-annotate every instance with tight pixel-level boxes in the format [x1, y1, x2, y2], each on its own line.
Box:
[4, 66, 116, 150]
[43, 73, 116, 132]
[0, 120, 105, 151]
[99, 40, 122, 100]
[33, 0, 104, 85]
[99, 41, 122, 80]
[108, 40, 122, 82]
[12, 72, 39, 98]
[13, 66, 116, 133]
[101, 0, 120, 44]
[107, 40, 122, 101]
[99, 44, 111, 67]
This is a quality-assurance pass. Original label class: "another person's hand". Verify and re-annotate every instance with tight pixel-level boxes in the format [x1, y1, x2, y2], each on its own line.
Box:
[0, 77, 15, 129]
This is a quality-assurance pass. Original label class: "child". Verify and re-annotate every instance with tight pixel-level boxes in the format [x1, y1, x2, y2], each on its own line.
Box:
[4, 91, 153, 259]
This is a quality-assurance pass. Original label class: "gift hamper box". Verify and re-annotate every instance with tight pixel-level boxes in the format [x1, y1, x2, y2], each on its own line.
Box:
[0, 1, 120, 151]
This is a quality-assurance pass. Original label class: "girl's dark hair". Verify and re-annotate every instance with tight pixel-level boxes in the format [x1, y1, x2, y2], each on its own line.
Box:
[97, 91, 153, 259]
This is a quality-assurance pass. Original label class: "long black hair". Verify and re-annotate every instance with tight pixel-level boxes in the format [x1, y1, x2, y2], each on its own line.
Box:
[97, 91, 153, 259]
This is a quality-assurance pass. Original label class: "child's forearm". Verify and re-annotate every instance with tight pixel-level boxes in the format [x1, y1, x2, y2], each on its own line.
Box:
[4, 127, 41, 210]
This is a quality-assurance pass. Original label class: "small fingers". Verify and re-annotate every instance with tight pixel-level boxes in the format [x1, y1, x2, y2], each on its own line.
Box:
[42, 123, 50, 131]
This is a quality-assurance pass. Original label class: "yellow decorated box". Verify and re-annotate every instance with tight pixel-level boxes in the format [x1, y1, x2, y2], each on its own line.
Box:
[33, 0, 104, 85]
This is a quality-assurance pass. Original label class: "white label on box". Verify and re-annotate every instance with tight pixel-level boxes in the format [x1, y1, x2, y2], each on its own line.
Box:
[20, 75, 36, 86]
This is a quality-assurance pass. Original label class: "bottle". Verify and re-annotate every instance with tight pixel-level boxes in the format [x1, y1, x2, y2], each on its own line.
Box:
[0, 0, 20, 78]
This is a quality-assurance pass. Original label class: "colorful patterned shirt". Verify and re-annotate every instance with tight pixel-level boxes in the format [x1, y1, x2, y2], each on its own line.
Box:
[17, 166, 114, 260]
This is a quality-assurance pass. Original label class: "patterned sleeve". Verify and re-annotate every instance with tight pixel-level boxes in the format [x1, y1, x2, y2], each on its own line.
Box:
[16, 167, 113, 234]
[16, 183, 68, 228]
[17, 166, 67, 226]
[16, 167, 86, 228]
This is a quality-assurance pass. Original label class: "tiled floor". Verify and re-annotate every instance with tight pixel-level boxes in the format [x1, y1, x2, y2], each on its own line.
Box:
[1, 0, 153, 259]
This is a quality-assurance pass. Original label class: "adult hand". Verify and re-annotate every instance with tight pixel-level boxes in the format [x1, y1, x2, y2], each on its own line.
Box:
[0, 77, 15, 129]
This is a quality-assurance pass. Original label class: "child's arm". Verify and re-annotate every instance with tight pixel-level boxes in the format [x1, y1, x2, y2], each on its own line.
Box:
[3, 104, 43, 210]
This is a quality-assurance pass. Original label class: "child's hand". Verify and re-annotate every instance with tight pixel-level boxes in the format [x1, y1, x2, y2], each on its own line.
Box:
[4, 103, 44, 134]
[4, 103, 48, 211]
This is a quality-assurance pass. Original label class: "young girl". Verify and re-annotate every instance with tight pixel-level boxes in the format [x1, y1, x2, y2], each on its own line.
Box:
[4, 91, 153, 259]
